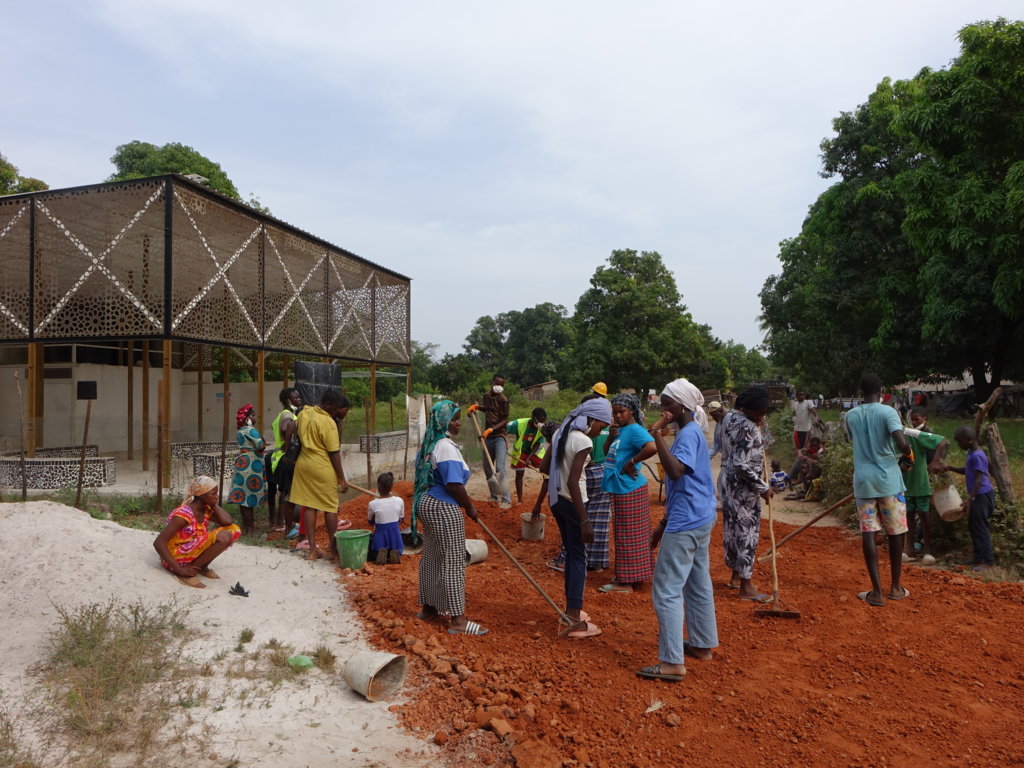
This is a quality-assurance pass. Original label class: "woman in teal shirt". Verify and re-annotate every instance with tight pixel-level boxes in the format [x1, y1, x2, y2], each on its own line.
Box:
[600, 394, 657, 592]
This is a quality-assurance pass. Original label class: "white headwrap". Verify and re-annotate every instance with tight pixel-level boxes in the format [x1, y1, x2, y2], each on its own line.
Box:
[661, 378, 708, 431]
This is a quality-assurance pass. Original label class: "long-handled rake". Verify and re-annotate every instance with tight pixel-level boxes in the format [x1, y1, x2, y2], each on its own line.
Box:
[754, 495, 801, 620]
[473, 516, 580, 637]
[756, 493, 854, 565]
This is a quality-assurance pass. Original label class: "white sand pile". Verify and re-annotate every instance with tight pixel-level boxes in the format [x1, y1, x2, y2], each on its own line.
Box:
[0, 500, 437, 768]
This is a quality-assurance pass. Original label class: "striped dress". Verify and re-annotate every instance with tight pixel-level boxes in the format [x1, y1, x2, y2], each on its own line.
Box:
[417, 438, 471, 616]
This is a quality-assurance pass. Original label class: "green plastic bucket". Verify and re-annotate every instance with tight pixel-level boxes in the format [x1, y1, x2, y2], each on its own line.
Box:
[335, 529, 371, 569]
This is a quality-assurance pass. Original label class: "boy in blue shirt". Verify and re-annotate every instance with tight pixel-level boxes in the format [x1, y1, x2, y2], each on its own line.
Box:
[636, 378, 718, 682]
[944, 427, 996, 569]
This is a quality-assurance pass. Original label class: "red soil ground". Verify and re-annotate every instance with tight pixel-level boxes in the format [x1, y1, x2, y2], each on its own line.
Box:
[315, 481, 1024, 768]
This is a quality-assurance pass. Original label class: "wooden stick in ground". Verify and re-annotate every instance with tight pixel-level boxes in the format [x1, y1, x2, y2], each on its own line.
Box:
[14, 371, 27, 501]
[756, 493, 855, 563]
[75, 399, 93, 508]
[473, 516, 576, 633]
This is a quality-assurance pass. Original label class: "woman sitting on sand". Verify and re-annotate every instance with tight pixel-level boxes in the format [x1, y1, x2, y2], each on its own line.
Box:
[154, 476, 241, 588]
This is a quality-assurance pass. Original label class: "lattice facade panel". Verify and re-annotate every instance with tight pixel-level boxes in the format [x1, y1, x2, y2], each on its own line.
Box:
[171, 186, 263, 347]
[328, 251, 375, 361]
[374, 271, 411, 365]
[0, 196, 31, 340]
[264, 225, 330, 355]
[32, 181, 166, 340]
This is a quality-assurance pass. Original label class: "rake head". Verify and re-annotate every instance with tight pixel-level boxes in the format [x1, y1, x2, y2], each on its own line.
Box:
[753, 594, 801, 620]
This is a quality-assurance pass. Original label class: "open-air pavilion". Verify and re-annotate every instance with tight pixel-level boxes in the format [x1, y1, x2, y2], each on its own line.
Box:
[0, 174, 411, 491]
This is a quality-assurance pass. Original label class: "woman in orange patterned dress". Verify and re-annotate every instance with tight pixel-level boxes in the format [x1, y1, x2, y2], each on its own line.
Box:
[154, 476, 241, 588]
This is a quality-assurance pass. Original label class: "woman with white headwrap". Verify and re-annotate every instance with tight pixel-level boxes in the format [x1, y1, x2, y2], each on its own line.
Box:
[637, 378, 718, 682]
[154, 476, 242, 589]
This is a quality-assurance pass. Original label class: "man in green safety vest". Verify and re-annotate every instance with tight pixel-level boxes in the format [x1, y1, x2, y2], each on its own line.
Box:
[270, 387, 304, 538]
[484, 407, 548, 506]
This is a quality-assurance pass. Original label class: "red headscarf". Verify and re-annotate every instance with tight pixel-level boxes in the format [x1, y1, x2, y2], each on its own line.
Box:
[236, 404, 255, 429]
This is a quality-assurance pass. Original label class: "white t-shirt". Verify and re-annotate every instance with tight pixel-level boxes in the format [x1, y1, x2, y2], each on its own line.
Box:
[793, 400, 815, 431]
[557, 430, 593, 503]
[368, 495, 405, 525]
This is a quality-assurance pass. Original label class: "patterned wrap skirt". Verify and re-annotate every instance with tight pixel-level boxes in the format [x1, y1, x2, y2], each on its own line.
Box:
[611, 485, 655, 583]
[417, 493, 467, 616]
[229, 449, 266, 508]
[584, 462, 613, 569]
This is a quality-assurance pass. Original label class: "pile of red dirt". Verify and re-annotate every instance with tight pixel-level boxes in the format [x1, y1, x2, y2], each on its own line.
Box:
[321, 481, 1024, 767]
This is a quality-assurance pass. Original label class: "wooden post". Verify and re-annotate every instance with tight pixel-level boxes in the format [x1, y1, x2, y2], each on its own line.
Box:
[197, 345, 205, 442]
[14, 371, 27, 500]
[974, 387, 1002, 433]
[219, 348, 231, 502]
[257, 350, 266, 435]
[366, 364, 376, 486]
[127, 341, 134, 459]
[161, 339, 172, 489]
[26, 342, 42, 457]
[156, 379, 164, 514]
[390, 399, 394, 430]
[981, 422, 1017, 505]
[74, 399, 93, 508]
[402, 366, 411, 480]
[142, 340, 150, 471]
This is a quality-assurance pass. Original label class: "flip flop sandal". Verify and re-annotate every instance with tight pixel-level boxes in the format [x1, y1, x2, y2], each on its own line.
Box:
[636, 663, 685, 682]
[738, 593, 772, 603]
[558, 610, 592, 627]
[566, 621, 602, 639]
[888, 587, 910, 600]
[724, 583, 740, 589]
[416, 610, 448, 623]
[448, 620, 489, 636]
[598, 583, 634, 593]
[295, 540, 310, 550]
[198, 568, 220, 579]
[336, 519, 353, 531]
[857, 591, 885, 607]
[174, 574, 206, 589]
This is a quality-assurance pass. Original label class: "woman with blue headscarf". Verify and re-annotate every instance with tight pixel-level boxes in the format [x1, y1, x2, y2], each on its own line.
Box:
[537, 397, 612, 639]
[414, 401, 487, 635]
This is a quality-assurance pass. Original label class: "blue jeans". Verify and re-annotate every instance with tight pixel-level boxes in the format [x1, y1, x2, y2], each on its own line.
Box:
[552, 497, 588, 610]
[484, 434, 510, 503]
[651, 520, 718, 664]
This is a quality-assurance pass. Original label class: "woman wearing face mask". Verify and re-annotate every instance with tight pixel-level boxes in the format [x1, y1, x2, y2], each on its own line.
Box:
[538, 397, 612, 638]
[414, 401, 487, 635]
[468, 374, 511, 507]
[228, 403, 267, 535]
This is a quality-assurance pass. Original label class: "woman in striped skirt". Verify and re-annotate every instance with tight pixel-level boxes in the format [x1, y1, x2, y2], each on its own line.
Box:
[600, 393, 658, 593]
[414, 401, 488, 635]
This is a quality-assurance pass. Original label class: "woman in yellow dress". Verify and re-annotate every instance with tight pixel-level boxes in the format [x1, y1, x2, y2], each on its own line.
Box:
[290, 389, 351, 561]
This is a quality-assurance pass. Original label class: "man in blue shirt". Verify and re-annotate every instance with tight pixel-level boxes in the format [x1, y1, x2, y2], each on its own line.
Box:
[636, 378, 718, 683]
[845, 373, 914, 607]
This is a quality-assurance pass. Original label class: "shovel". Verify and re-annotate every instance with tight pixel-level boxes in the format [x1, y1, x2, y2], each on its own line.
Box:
[473, 516, 579, 637]
[470, 411, 503, 500]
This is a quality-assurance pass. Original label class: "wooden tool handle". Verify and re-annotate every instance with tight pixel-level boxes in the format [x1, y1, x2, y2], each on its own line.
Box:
[347, 481, 379, 498]
[758, 492, 855, 561]
[470, 412, 498, 474]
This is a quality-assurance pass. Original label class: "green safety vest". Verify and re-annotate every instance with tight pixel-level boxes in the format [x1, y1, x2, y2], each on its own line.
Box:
[270, 408, 296, 472]
[509, 418, 547, 462]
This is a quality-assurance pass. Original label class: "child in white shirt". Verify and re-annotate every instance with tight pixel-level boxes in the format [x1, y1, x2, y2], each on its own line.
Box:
[368, 472, 405, 565]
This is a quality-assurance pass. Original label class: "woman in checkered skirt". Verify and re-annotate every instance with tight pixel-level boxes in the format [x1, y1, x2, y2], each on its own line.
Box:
[413, 401, 488, 635]
[600, 393, 658, 593]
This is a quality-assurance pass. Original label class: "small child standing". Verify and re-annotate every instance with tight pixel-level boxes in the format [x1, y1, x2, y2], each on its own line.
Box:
[945, 427, 995, 570]
[769, 460, 788, 492]
[368, 472, 405, 565]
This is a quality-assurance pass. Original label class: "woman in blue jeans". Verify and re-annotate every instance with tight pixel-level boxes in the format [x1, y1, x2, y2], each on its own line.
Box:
[638, 378, 719, 682]
[538, 397, 612, 639]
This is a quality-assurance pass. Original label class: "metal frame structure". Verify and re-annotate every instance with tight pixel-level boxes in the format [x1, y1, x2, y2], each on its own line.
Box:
[0, 175, 412, 485]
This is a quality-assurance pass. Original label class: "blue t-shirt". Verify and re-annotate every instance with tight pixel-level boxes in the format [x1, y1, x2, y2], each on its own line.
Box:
[845, 402, 906, 498]
[602, 422, 652, 495]
[965, 449, 993, 496]
[425, 438, 471, 506]
[664, 422, 717, 532]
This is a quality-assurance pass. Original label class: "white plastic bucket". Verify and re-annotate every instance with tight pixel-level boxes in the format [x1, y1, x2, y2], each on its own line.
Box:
[520, 512, 546, 541]
[933, 485, 964, 522]
[344, 650, 408, 701]
[464, 538, 489, 565]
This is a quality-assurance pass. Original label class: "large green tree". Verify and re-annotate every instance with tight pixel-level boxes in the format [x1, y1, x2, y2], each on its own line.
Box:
[503, 303, 574, 386]
[761, 19, 1024, 398]
[568, 249, 705, 395]
[0, 151, 48, 194]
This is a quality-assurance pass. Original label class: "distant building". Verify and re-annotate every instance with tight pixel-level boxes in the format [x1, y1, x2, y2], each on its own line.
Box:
[522, 380, 559, 401]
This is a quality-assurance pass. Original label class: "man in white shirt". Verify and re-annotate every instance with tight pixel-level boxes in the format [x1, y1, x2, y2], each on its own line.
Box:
[792, 390, 817, 450]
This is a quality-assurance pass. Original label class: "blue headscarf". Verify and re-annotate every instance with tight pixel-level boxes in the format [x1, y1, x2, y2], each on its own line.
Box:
[414, 400, 461, 513]
[548, 398, 613, 506]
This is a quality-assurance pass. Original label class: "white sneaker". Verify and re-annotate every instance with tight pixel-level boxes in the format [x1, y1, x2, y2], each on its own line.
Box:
[921, 554, 936, 566]
[901, 552, 911, 563]
[499, 501, 511, 510]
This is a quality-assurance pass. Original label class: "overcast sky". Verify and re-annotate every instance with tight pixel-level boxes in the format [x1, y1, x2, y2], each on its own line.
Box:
[4, 2, 1016, 358]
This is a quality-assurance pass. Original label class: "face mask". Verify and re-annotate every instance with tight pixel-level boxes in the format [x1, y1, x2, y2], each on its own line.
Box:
[492, 385, 504, 394]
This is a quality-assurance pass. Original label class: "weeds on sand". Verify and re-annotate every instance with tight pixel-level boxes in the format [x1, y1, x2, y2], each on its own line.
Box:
[0, 705, 42, 768]
[309, 644, 336, 671]
[37, 598, 191, 766]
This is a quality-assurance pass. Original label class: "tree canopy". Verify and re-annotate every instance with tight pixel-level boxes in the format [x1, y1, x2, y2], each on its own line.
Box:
[0, 151, 48, 195]
[760, 18, 1024, 398]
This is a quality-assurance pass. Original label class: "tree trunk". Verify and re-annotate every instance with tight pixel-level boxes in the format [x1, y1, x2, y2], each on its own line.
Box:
[980, 422, 1016, 506]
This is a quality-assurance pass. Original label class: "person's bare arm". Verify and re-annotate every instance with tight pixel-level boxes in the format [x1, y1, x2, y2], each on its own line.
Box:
[891, 429, 911, 455]
[329, 450, 348, 492]
[567, 448, 593, 544]
[928, 440, 949, 473]
[153, 517, 194, 576]
[208, 502, 233, 527]
[446, 483, 478, 521]
[623, 439, 658, 479]
[650, 412, 685, 481]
